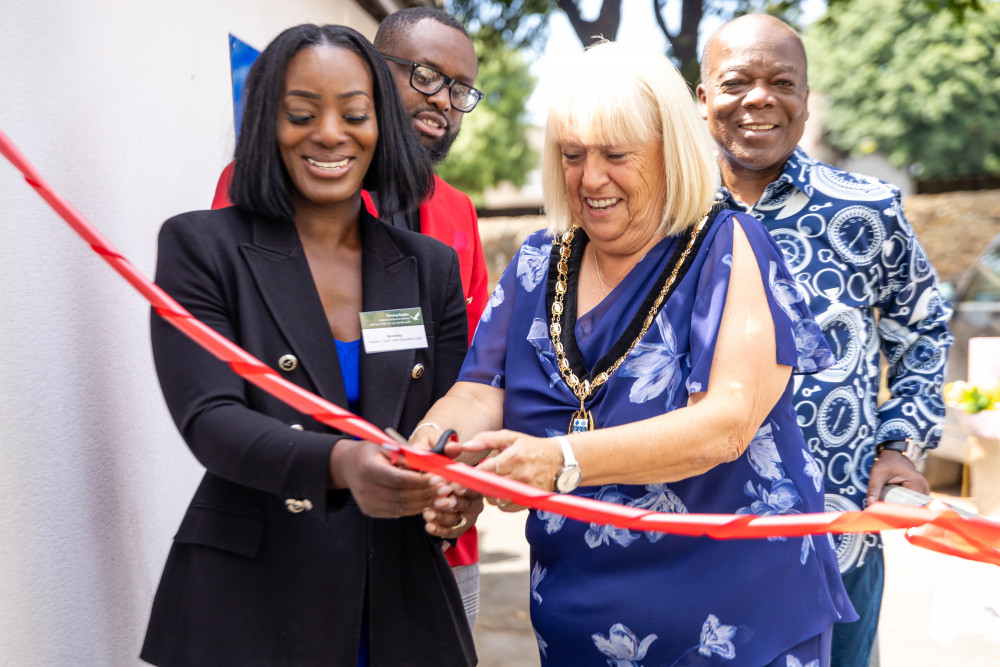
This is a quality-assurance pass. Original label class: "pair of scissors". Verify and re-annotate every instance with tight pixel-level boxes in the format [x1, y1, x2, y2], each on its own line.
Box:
[384, 427, 458, 456]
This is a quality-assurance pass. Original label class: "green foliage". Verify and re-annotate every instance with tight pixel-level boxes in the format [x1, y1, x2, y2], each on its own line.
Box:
[435, 35, 539, 202]
[701, 1, 807, 28]
[444, 0, 556, 53]
[826, 0, 984, 21]
[805, 0, 1000, 179]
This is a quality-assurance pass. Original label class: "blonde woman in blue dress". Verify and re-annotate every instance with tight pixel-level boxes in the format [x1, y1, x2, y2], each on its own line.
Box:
[415, 41, 856, 666]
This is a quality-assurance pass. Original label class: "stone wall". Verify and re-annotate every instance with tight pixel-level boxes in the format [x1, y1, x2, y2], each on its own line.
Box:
[902, 189, 1000, 284]
[479, 216, 547, 288]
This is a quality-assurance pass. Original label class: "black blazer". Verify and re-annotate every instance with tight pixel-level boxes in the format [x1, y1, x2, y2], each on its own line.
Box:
[140, 206, 475, 666]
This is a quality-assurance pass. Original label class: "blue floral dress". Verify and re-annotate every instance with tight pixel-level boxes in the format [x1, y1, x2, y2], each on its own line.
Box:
[459, 209, 856, 666]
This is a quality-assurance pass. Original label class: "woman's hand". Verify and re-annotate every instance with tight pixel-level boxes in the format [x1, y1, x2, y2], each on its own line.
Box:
[422, 478, 485, 538]
[407, 422, 446, 451]
[329, 441, 445, 518]
[463, 430, 565, 510]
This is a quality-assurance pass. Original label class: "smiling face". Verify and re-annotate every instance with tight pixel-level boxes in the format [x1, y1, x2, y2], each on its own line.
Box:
[697, 16, 809, 194]
[277, 45, 378, 212]
[382, 18, 478, 164]
[560, 132, 667, 254]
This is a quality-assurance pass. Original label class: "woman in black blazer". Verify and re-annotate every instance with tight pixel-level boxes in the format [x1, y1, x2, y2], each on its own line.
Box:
[141, 25, 477, 667]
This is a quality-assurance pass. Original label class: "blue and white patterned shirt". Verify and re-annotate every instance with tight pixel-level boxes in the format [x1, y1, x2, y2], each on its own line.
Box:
[720, 147, 953, 573]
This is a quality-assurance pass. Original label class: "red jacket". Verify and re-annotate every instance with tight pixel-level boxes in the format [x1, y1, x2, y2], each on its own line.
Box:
[362, 177, 487, 341]
[213, 165, 485, 565]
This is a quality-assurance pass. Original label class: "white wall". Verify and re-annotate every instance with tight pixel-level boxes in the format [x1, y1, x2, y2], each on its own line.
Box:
[0, 2, 379, 664]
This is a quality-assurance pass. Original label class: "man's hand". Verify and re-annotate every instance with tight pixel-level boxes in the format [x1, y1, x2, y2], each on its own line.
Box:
[866, 449, 930, 508]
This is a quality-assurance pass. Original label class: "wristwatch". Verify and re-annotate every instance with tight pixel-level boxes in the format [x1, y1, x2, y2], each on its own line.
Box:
[554, 436, 582, 493]
[876, 439, 926, 467]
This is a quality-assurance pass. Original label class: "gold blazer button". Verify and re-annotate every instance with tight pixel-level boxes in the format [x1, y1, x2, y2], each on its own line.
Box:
[278, 354, 298, 372]
[285, 498, 313, 513]
[411, 363, 425, 379]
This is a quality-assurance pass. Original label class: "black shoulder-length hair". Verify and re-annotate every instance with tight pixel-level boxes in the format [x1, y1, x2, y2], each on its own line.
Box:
[229, 24, 433, 220]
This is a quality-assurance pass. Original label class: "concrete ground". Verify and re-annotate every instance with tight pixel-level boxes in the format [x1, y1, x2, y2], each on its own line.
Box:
[472, 493, 1000, 667]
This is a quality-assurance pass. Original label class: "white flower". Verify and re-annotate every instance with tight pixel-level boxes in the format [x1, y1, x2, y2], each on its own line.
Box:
[585, 486, 641, 548]
[800, 535, 815, 565]
[480, 284, 504, 323]
[517, 243, 552, 292]
[698, 613, 737, 660]
[747, 423, 784, 481]
[527, 317, 548, 345]
[769, 260, 805, 323]
[620, 311, 682, 405]
[592, 623, 657, 666]
[802, 450, 823, 492]
[537, 509, 566, 534]
[739, 478, 802, 517]
[531, 561, 546, 604]
[526, 317, 560, 386]
[793, 319, 828, 370]
[535, 629, 548, 658]
[738, 478, 803, 542]
[631, 484, 687, 543]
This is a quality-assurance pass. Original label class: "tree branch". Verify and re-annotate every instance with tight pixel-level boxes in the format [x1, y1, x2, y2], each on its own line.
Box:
[557, 0, 622, 45]
[675, 0, 704, 83]
[652, 0, 673, 42]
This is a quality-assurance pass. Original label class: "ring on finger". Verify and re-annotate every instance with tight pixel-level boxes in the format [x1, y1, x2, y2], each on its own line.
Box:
[454, 516, 468, 531]
[492, 457, 499, 474]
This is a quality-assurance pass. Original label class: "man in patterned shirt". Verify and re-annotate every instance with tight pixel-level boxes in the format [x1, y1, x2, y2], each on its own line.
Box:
[698, 14, 952, 667]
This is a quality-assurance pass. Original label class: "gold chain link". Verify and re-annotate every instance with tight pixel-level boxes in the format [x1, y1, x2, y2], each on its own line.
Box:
[550, 210, 712, 404]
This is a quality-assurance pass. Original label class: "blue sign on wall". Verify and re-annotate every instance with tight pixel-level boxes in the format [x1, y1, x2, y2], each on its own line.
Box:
[229, 34, 261, 140]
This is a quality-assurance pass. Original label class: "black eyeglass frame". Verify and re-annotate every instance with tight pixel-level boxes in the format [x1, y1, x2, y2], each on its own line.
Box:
[380, 54, 483, 113]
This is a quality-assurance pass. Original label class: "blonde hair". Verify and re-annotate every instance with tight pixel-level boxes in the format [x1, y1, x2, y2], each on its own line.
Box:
[542, 41, 719, 237]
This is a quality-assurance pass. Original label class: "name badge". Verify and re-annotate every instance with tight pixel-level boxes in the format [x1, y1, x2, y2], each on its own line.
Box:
[359, 307, 428, 353]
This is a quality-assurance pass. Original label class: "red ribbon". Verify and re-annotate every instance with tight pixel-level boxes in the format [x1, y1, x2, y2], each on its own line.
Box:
[3, 128, 999, 566]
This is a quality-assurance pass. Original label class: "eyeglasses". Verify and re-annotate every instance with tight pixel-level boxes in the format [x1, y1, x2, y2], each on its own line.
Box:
[381, 54, 483, 113]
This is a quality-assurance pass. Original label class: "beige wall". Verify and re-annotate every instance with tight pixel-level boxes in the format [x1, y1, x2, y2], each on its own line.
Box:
[0, 2, 383, 664]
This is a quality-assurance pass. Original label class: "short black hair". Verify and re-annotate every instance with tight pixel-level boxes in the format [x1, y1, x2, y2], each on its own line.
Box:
[230, 24, 433, 220]
[373, 7, 470, 52]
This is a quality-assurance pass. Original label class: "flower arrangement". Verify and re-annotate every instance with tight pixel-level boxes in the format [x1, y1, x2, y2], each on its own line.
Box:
[945, 380, 1000, 441]
[943, 380, 1000, 414]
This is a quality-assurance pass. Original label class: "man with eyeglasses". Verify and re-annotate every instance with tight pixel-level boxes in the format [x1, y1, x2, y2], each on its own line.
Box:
[375, 10, 482, 163]
[370, 7, 489, 632]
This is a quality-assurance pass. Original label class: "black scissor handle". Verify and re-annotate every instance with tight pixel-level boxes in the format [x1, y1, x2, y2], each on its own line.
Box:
[430, 428, 458, 455]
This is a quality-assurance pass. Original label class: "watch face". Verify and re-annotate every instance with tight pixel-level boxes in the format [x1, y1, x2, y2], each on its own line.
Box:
[818, 310, 864, 382]
[771, 229, 813, 273]
[824, 493, 864, 572]
[556, 466, 582, 493]
[828, 205, 885, 265]
[817, 386, 860, 447]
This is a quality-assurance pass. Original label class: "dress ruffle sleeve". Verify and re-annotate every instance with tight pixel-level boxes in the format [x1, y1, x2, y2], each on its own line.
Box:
[686, 212, 834, 395]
